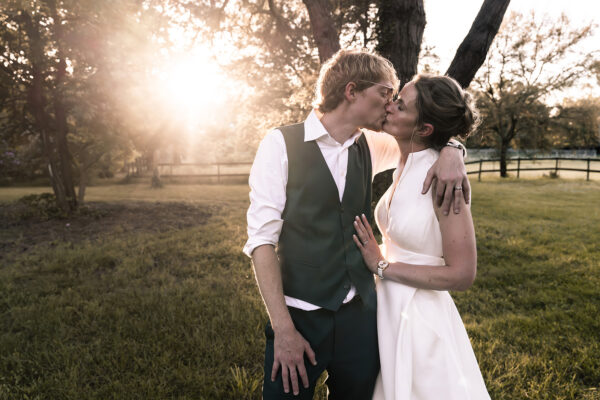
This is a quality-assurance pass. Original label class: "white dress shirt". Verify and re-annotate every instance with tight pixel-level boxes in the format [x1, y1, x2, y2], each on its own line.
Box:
[244, 110, 400, 310]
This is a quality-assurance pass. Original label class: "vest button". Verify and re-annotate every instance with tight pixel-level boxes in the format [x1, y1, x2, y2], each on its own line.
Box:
[340, 206, 344, 213]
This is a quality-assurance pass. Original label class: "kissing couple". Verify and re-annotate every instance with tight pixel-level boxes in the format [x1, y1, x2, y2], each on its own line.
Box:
[243, 49, 490, 399]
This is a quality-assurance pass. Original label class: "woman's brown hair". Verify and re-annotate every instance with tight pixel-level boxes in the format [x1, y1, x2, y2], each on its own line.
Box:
[413, 74, 480, 150]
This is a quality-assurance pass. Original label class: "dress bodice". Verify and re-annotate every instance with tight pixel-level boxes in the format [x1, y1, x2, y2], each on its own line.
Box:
[375, 148, 444, 266]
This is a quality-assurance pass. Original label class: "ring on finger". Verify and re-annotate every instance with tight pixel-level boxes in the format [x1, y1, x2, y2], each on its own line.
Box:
[454, 186, 463, 191]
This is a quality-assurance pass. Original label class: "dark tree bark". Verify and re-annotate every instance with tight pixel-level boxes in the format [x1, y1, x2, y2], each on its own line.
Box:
[375, 0, 426, 89]
[52, 56, 78, 211]
[20, 3, 78, 213]
[302, 0, 340, 63]
[446, 0, 511, 88]
[48, 0, 78, 211]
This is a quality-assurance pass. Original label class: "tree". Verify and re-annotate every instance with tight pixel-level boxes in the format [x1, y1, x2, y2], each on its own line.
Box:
[1, 0, 78, 212]
[552, 97, 600, 149]
[0, 0, 164, 207]
[472, 11, 597, 176]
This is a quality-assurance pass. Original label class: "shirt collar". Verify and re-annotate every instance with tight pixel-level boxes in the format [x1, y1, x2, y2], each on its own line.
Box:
[303, 109, 363, 145]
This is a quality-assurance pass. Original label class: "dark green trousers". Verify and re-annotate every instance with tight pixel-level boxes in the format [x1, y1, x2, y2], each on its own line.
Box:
[262, 297, 379, 399]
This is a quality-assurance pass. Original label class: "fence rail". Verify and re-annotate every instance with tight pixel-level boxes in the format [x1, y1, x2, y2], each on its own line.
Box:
[156, 162, 253, 183]
[466, 157, 600, 181]
[148, 157, 600, 182]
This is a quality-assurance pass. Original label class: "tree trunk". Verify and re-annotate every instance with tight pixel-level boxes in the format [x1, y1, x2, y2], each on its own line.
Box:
[302, 0, 340, 63]
[499, 140, 509, 177]
[23, 11, 73, 213]
[49, 0, 78, 212]
[53, 55, 78, 211]
[375, 0, 426, 88]
[446, 0, 511, 88]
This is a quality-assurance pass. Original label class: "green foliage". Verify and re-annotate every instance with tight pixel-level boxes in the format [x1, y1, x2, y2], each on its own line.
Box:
[0, 182, 599, 398]
[15, 193, 67, 220]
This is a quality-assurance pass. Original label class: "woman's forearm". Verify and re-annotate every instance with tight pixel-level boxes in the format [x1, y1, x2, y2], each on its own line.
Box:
[381, 260, 476, 291]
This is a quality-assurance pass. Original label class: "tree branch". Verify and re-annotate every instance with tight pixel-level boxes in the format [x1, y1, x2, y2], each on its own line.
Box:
[446, 0, 511, 88]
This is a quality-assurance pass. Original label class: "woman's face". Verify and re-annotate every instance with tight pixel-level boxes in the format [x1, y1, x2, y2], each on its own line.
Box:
[382, 81, 420, 139]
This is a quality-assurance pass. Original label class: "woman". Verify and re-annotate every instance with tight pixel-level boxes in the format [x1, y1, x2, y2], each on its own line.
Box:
[353, 74, 490, 399]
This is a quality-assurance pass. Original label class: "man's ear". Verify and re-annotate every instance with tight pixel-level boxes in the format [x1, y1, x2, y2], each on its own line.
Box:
[344, 82, 357, 102]
[417, 123, 434, 138]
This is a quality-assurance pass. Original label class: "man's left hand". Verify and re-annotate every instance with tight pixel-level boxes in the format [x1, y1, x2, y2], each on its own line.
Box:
[422, 147, 470, 215]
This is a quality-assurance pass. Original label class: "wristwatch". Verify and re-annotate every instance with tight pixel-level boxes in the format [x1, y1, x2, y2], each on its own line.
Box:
[377, 260, 389, 280]
[445, 141, 466, 157]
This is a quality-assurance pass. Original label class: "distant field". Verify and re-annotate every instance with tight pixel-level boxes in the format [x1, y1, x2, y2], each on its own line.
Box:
[0, 180, 599, 399]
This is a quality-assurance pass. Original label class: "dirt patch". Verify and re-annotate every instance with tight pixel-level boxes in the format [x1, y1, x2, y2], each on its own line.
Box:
[0, 201, 214, 260]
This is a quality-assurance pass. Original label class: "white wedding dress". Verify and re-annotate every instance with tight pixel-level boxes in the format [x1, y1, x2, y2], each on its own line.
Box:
[372, 148, 490, 400]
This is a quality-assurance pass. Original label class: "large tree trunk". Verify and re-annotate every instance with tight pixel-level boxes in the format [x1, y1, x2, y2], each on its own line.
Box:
[52, 56, 78, 211]
[302, 0, 340, 63]
[446, 0, 511, 88]
[375, 0, 426, 88]
[49, 0, 78, 212]
[23, 11, 75, 213]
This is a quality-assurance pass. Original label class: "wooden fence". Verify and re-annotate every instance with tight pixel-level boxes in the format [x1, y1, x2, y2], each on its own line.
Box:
[143, 157, 600, 182]
[156, 162, 253, 183]
[466, 157, 600, 181]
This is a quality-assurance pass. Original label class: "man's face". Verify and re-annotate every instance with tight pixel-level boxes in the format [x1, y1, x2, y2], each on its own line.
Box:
[353, 80, 394, 132]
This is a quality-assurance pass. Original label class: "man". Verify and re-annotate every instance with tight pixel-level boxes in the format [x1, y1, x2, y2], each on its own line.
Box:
[243, 50, 469, 398]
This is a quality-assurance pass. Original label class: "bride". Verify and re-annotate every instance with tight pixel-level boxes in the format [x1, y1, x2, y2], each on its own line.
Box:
[353, 74, 491, 399]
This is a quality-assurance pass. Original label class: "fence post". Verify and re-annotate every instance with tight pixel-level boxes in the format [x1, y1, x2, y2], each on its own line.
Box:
[587, 158, 591, 181]
[478, 159, 482, 182]
[517, 158, 521, 179]
[554, 158, 559, 176]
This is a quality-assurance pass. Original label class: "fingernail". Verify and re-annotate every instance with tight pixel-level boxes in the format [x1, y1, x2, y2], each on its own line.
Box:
[444, 211, 448, 216]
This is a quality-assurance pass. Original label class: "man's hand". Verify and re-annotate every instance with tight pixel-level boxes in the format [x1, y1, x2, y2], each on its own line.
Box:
[422, 147, 470, 215]
[272, 326, 317, 395]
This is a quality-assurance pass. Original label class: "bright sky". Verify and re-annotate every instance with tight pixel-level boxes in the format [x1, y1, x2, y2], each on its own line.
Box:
[423, 0, 599, 69]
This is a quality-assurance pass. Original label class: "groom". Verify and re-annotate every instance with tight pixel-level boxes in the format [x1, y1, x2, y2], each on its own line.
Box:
[243, 49, 468, 398]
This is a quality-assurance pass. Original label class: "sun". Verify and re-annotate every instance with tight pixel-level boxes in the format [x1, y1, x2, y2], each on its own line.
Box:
[155, 48, 230, 121]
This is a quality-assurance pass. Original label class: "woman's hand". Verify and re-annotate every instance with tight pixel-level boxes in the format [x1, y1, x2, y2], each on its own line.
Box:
[352, 214, 383, 274]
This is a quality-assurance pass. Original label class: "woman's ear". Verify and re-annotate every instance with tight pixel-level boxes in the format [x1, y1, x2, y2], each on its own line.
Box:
[417, 123, 434, 138]
[344, 82, 357, 102]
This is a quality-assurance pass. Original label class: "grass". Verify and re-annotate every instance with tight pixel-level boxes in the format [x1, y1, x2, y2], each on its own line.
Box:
[0, 180, 599, 399]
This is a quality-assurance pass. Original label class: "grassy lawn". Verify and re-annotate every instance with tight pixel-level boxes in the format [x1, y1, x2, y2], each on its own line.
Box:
[0, 180, 599, 399]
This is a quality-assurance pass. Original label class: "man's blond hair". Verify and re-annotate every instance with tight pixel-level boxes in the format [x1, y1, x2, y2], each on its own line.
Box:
[314, 49, 399, 113]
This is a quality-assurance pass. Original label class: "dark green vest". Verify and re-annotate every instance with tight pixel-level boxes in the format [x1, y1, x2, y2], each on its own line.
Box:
[277, 123, 376, 311]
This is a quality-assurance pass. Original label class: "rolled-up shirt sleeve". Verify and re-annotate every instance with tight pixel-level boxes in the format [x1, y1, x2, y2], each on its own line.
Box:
[242, 129, 288, 258]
